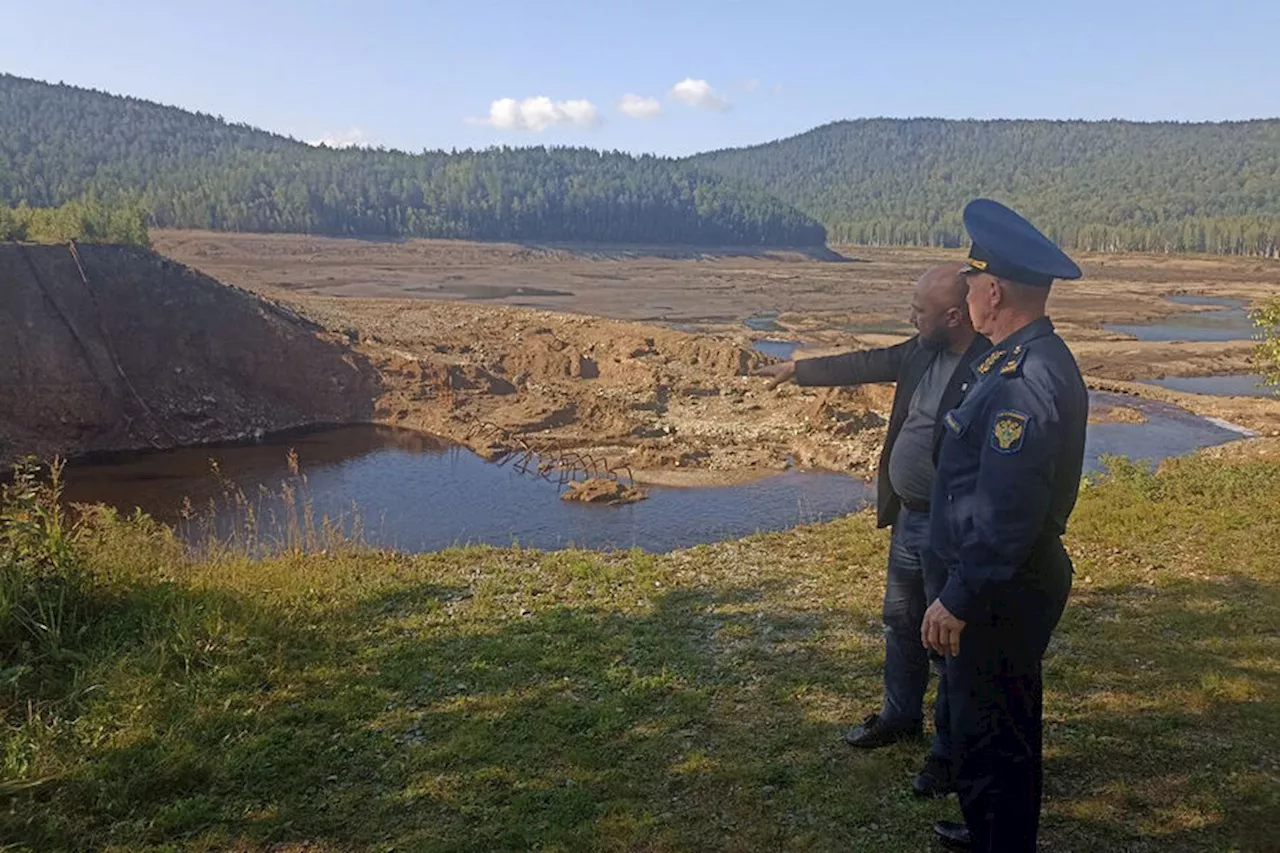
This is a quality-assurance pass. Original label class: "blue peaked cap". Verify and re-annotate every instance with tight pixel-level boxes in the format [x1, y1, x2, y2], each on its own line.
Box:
[960, 198, 1082, 287]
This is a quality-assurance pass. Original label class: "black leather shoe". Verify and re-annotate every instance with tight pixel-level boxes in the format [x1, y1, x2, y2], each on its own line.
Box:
[842, 712, 922, 749]
[932, 820, 971, 850]
[912, 753, 955, 798]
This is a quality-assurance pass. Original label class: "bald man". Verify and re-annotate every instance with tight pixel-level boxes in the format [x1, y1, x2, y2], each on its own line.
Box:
[756, 264, 989, 796]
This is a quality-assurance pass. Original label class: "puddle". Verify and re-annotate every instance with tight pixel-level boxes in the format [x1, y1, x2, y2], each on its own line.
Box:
[1138, 374, 1275, 397]
[1085, 392, 1251, 472]
[751, 339, 803, 361]
[842, 322, 913, 336]
[1104, 295, 1254, 342]
[60, 426, 873, 554]
[1165, 295, 1245, 308]
[432, 283, 573, 300]
[744, 313, 785, 332]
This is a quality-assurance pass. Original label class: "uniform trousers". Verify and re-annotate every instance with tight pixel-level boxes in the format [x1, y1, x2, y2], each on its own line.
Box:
[944, 541, 1072, 852]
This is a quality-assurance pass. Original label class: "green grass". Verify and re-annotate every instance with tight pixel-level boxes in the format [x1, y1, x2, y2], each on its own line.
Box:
[2, 455, 1277, 852]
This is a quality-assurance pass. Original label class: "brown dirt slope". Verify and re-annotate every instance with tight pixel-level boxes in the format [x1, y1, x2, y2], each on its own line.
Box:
[0, 243, 381, 465]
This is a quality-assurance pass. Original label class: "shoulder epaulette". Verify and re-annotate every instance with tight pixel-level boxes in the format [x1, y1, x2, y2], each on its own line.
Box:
[998, 344, 1028, 377]
[975, 348, 1005, 376]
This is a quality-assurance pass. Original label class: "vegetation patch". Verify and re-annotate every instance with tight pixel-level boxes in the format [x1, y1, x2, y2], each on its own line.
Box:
[1, 455, 1277, 852]
[1, 199, 150, 248]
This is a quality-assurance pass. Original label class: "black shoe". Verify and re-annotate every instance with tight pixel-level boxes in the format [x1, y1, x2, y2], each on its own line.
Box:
[912, 753, 955, 798]
[842, 712, 922, 749]
[932, 820, 971, 850]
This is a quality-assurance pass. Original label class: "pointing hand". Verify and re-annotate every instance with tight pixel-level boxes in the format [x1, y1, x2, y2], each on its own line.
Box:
[752, 361, 796, 390]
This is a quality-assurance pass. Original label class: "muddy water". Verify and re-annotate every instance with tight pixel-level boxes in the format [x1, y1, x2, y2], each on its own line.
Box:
[1138, 374, 1275, 397]
[1104, 296, 1255, 342]
[61, 387, 1254, 555]
[60, 427, 873, 554]
[1085, 391, 1251, 470]
[751, 339, 803, 361]
[1165, 295, 1245, 308]
[744, 313, 785, 332]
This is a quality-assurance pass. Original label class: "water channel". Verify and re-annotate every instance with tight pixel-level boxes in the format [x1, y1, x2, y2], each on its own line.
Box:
[62, 388, 1255, 555]
[1083, 392, 1252, 471]
[61, 427, 873, 554]
[1104, 295, 1255, 342]
[1138, 374, 1274, 397]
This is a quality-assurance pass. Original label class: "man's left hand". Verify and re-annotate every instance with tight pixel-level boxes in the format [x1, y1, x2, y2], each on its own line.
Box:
[921, 599, 966, 657]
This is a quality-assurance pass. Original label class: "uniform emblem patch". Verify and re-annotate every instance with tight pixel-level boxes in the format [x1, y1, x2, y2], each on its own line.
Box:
[991, 410, 1029, 453]
[977, 349, 1006, 375]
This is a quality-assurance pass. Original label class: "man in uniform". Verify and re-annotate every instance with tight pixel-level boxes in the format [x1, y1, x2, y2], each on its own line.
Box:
[920, 199, 1088, 851]
[755, 264, 989, 796]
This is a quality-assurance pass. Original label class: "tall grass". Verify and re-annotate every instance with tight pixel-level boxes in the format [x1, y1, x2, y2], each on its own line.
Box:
[180, 449, 366, 559]
[2, 449, 363, 706]
[0, 459, 90, 694]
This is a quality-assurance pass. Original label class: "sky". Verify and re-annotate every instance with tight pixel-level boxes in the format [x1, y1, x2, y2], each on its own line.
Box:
[3, 0, 1279, 157]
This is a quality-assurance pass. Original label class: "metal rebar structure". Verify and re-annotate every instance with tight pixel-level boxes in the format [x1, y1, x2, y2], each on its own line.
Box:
[464, 418, 634, 489]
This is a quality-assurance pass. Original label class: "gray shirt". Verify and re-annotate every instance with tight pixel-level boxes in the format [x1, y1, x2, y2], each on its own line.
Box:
[887, 349, 963, 504]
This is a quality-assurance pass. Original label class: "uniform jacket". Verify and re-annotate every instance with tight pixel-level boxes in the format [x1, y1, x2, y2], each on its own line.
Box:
[793, 333, 992, 528]
[928, 317, 1089, 624]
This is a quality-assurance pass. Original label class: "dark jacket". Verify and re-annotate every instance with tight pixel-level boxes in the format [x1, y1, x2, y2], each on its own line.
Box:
[793, 333, 991, 528]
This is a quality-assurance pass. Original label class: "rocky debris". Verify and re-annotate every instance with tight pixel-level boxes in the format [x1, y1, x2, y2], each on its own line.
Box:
[560, 478, 647, 505]
[293, 296, 896, 482]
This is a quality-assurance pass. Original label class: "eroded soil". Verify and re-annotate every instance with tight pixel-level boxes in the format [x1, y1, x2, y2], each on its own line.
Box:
[15, 231, 1269, 481]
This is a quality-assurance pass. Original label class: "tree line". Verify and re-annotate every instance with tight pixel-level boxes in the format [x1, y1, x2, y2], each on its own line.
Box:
[826, 216, 1280, 256]
[0, 74, 825, 247]
[0, 198, 150, 247]
[691, 118, 1280, 256]
[9, 74, 1280, 255]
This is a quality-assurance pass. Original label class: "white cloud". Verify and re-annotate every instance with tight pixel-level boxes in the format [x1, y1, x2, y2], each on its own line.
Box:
[771, 83, 784, 95]
[669, 78, 730, 112]
[309, 128, 372, 148]
[475, 96, 600, 132]
[618, 94, 662, 119]
[740, 78, 761, 92]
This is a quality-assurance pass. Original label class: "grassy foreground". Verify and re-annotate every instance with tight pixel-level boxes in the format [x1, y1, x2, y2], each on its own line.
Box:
[2, 457, 1277, 852]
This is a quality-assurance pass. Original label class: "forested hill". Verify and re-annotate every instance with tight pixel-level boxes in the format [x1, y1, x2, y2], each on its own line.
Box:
[10, 72, 1280, 255]
[689, 119, 1280, 255]
[0, 75, 826, 247]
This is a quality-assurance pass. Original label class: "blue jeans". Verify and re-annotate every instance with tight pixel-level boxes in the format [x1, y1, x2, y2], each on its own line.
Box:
[881, 506, 951, 760]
